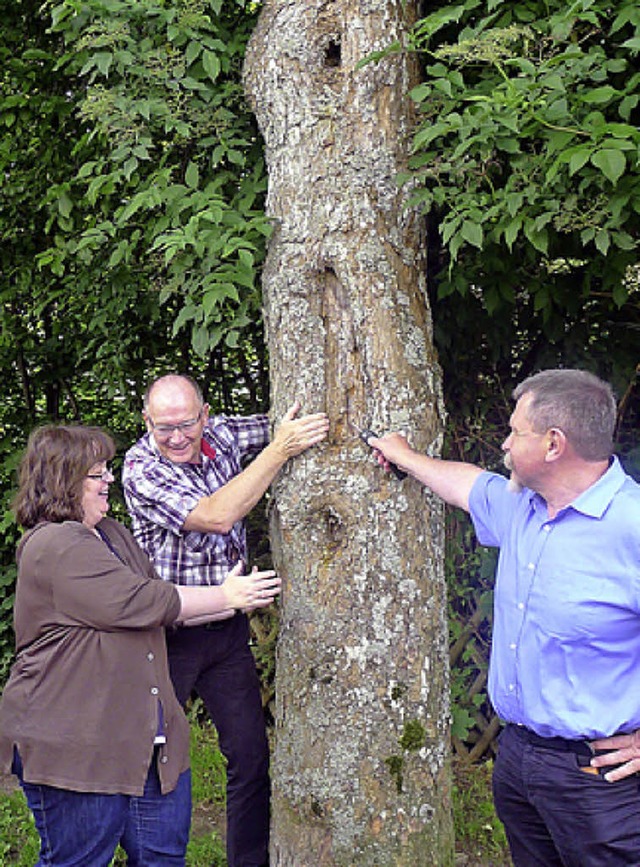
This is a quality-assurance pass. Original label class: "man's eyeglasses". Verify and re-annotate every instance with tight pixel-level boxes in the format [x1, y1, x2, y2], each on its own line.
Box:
[149, 410, 203, 439]
[86, 466, 113, 481]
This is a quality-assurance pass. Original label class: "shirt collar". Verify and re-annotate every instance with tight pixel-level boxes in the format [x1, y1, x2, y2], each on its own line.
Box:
[201, 438, 217, 460]
[570, 456, 625, 518]
[526, 456, 623, 520]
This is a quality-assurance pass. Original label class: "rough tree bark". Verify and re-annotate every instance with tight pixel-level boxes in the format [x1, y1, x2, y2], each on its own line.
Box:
[244, 2, 453, 864]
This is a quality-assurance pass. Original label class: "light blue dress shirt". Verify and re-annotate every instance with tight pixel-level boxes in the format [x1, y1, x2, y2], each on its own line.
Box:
[468, 457, 640, 739]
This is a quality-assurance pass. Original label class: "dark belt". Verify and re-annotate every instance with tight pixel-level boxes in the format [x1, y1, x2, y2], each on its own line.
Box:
[204, 610, 246, 630]
[508, 723, 638, 778]
[509, 723, 594, 757]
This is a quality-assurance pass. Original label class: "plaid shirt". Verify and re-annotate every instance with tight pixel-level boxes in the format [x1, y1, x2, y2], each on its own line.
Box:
[122, 414, 270, 586]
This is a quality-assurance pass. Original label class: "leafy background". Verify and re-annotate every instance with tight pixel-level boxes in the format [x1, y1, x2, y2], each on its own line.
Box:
[1, 0, 638, 863]
[1, 0, 639, 773]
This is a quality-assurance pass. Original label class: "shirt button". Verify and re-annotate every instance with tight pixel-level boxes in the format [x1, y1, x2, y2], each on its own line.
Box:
[510, 643, 516, 650]
[543, 525, 551, 532]
[147, 652, 155, 662]
[151, 687, 159, 696]
[160, 755, 168, 764]
[518, 603, 524, 610]
[509, 684, 515, 691]
[528, 563, 534, 570]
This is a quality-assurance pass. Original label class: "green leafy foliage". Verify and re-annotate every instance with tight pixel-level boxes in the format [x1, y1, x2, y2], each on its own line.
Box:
[43, 0, 269, 357]
[0, 790, 40, 866]
[393, 0, 640, 446]
[187, 700, 228, 807]
[406, 0, 640, 314]
[447, 510, 498, 746]
[389, 4, 640, 573]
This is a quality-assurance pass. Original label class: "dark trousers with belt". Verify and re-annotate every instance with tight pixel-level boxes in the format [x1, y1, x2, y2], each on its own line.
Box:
[167, 614, 270, 867]
[493, 723, 640, 866]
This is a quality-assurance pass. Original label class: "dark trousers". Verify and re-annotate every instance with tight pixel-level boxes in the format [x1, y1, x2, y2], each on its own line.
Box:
[167, 615, 270, 867]
[493, 724, 640, 866]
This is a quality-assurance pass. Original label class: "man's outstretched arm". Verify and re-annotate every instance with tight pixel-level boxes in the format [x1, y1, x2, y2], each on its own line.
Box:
[367, 432, 483, 512]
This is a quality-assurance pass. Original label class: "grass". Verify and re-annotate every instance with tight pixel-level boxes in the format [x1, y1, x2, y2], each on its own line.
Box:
[452, 757, 512, 866]
[0, 727, 511, 866]
[0, 790, 39, 867]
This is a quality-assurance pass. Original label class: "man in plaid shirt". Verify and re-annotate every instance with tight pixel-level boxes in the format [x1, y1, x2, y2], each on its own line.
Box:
[122, 373, 329, 867]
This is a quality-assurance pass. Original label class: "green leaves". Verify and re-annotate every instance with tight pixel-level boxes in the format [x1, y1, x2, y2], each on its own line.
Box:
[591, 148, 626, 184]
[39, 0, 267, 357]
[405, 0, 640, 319]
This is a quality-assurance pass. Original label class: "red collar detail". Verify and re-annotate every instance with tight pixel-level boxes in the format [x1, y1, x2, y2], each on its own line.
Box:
[201, 439, 216, 460]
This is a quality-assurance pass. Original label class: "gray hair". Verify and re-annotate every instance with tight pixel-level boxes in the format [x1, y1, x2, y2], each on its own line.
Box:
[513, 369, 616, 461]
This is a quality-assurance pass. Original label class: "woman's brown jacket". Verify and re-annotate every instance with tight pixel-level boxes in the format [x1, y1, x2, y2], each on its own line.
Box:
[0, 517, 190, 796]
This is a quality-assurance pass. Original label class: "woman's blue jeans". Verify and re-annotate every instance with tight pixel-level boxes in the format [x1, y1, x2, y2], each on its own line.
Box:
[13, 748, 191, 866]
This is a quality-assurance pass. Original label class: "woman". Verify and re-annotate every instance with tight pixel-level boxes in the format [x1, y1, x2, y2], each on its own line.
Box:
[0, 424, 280, 866]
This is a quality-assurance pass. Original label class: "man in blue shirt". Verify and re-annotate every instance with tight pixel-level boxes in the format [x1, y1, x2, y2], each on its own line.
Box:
[369, 368, 640, 866]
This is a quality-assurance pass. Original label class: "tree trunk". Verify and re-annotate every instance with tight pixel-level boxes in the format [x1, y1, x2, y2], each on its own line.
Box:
[244, 3, 453, 864]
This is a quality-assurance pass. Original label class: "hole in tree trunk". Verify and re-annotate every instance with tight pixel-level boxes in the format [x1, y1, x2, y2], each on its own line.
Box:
[324, 39, 341, 68]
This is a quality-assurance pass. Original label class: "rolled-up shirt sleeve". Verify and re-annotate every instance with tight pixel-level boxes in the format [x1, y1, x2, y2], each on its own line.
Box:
[122, 415, 270, 585]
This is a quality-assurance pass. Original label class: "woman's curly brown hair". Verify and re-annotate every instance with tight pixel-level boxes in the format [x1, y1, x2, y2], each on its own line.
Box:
[13, 425, 115, 529]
